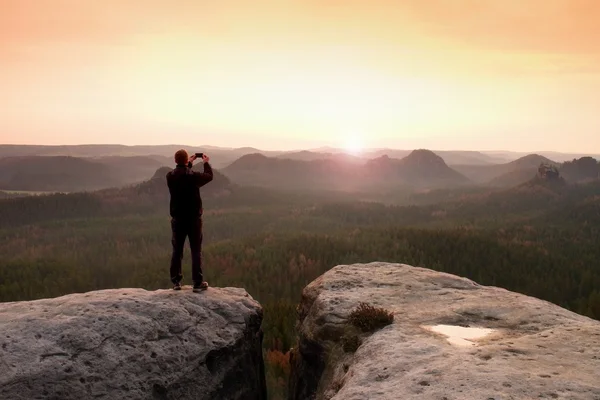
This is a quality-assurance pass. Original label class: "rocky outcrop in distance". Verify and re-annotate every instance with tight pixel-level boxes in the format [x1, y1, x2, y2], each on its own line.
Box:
[0, 286, 266, 400]
[289, 262, 600, 400]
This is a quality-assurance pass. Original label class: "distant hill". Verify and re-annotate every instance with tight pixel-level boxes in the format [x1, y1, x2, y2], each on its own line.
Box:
[396, 149, 470, 186]
[0, 155, 174, 192]
[234, 146, 265, 153]
[530, 151, 600, 163]
[487, 154, 558, 187]
[222, 152, 352, 191]
[90, 156, 169, 184]
[0, 156, 119, 192]
[148, 155, 174, 165]
[453, 154, 559, 187]
[275, 151, 334, 162]
[365, 149, 504, 166]
[489, 155, 599, 188]
[3, 144, 598, 169]
[476, 150, 600, 163]
[0, 145, 282, 169]
[508, 154, 558, 169]
[222, 153, 362, 191]
[152, 166, 173, 180]
[223, 149, 469, 191]
[364, 149, 411, 161]
[364, 150, 469, 188]
[560, 157, 599, 183]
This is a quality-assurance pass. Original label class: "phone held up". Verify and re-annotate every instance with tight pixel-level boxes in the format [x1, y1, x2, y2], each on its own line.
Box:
[195, 152, 204, 158]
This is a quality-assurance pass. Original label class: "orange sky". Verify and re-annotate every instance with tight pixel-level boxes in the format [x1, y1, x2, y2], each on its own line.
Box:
[1, 0, 599, 152]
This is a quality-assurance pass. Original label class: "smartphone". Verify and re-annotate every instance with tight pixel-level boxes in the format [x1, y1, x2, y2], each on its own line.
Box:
[195, 152, 204, 158]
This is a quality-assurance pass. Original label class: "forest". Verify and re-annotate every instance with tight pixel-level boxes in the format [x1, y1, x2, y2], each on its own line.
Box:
[1, 172, 600, 399]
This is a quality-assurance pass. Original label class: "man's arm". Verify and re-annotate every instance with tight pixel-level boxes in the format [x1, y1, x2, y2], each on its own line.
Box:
[193, 162, 213, 187]
[190, 154, 213, 187]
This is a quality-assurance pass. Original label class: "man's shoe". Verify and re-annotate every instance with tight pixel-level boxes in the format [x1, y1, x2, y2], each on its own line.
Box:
[173, 282, 182, 291]
[193, 282, 208, 292]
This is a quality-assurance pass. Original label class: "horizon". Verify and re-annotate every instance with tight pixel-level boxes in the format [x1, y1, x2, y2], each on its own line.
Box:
[1, 142, 600, 158]
[2, 1, 600, 153]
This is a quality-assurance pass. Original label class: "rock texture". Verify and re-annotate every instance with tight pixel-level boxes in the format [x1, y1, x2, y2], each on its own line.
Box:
[289, 262, 600, 400]
[0, 286, 266, 400]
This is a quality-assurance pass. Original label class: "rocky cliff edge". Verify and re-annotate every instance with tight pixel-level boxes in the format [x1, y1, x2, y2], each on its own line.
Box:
[289, 262, 600, 400]
[0, 286, 266, 400]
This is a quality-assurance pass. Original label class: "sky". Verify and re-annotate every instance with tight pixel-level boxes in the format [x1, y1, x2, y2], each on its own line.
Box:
[1, 0, 599, 152]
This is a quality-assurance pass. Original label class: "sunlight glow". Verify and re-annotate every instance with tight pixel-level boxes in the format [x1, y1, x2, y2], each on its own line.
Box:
[343, 133, 364, 155]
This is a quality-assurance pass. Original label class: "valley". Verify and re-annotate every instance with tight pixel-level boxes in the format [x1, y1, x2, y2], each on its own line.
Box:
[1, 145, 599, 399]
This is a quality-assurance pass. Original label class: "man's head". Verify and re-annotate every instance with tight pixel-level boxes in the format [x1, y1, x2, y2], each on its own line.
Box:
[174, 149, 189, 166]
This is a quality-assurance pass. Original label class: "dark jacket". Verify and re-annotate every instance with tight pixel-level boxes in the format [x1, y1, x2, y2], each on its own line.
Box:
[166, 161, 213, 219]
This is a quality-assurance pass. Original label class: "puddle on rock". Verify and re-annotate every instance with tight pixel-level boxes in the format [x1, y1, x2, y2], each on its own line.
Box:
[423, 324, 496, 347]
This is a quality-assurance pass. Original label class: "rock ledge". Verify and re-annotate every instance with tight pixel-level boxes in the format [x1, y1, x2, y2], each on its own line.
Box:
[0, 286, 266, 400]
[289, 262, 600, 400]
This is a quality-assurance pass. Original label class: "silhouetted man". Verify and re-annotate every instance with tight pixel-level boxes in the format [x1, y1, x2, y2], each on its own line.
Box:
[166, 149, 213, 292]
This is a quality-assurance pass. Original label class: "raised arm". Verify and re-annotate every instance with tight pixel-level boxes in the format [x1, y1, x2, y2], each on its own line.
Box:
[190, 154, 213, 187]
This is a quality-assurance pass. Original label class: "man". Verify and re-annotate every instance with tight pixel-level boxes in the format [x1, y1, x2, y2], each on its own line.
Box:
[166, 149, 213, 292]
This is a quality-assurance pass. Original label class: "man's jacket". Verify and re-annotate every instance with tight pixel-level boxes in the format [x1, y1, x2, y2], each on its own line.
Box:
[166, 161, 213, 219]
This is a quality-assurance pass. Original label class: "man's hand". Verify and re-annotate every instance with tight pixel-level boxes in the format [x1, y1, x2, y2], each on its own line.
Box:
[189, 154, 198, 163]
[202, 154, 210, 164]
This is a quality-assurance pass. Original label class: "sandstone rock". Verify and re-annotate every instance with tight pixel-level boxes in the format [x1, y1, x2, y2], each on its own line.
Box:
[0, 286, 266, 400]
[289, 262, 600, 400]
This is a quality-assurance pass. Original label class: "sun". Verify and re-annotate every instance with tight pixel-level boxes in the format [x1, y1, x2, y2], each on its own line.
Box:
[343, 134, 364, 155]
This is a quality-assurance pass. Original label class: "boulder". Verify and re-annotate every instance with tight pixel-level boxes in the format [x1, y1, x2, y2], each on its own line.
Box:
[289, 262, 600, 400]
[0, 286, 266, 400]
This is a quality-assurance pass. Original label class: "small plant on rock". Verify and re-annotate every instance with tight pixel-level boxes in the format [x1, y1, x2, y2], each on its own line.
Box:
[348, 302, 394, 332]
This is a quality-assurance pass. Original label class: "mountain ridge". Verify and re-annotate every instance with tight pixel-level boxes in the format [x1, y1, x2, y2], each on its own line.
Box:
[454, 154, 560, 187]
[224, 149, 469, 190]
[3, 144, 600, 166]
